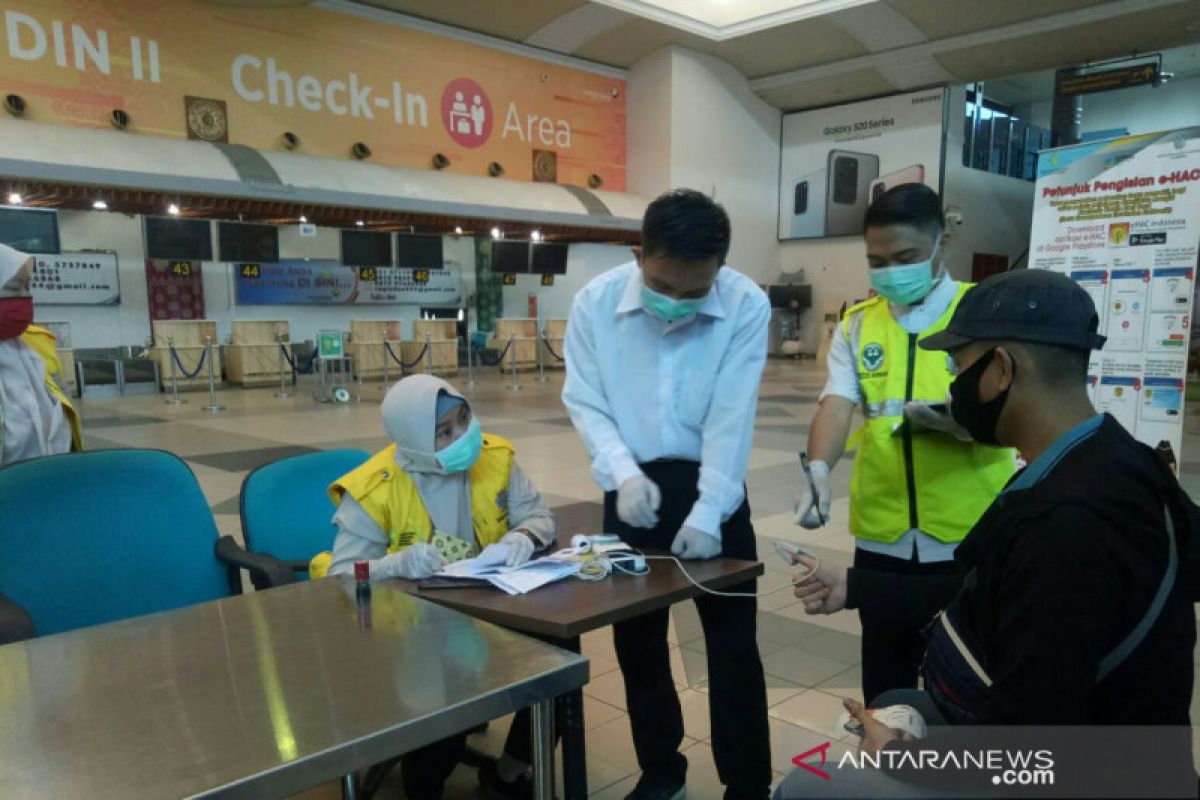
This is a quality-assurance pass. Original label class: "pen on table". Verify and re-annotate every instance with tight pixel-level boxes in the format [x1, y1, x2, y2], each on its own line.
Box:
[799, 452, 826, 527]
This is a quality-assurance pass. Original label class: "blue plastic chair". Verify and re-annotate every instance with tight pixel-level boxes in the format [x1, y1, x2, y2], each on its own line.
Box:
[237, 449, 371, 582]
[0, 449, 293, 639]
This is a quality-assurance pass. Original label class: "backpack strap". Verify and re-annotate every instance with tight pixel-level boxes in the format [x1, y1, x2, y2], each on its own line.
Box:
[1097, 502, 1178, 681]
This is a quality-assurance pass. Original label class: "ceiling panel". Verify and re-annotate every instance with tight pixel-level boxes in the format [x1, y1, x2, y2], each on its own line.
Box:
[886, 0, 1114, 40]
[715, 18, 869, 79]
[935, 5, 1200, 83]
[354, 0, 588, 42]
[573, 17, 716, 67]
[757, 67, 896, 111]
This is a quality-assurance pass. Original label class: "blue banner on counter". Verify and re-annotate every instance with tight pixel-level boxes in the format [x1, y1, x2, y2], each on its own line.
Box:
[234, 260, 462, 305]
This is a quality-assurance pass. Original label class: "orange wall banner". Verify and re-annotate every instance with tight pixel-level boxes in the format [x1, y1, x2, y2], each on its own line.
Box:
[0, 1, 627, 190]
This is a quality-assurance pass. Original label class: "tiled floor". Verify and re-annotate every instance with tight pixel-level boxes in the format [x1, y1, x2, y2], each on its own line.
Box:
[72, 360, 1200, 799]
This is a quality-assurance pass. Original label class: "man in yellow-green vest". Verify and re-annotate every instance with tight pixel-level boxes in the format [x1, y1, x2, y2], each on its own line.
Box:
[794, 184, 1014, 704]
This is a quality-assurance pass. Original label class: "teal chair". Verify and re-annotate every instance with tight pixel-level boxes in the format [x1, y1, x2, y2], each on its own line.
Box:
[0, 449, 293, 640]
[233, 449, 370, 587]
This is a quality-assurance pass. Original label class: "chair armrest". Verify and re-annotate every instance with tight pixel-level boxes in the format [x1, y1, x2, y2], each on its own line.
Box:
[214, 536, 299, 594]
[0, 592, 35, 645]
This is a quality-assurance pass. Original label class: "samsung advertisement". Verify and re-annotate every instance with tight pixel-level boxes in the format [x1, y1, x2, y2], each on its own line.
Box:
[778, 87, 946, 241]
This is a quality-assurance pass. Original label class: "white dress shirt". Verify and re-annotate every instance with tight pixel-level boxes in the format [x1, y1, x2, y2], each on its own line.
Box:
[821, 276, 961, 563]
[562, 262, 771, 539]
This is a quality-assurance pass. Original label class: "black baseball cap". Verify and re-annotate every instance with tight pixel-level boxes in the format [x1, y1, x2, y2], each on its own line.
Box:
[919, 269, 1107, 352]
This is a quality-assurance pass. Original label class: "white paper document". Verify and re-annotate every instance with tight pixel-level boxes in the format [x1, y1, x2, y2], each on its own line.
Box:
[436, 544, 581, 594]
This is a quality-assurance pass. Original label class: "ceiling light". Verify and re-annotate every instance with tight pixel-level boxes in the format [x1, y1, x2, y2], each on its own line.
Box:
[531, 230, 542, 242]
[92, 199, 108, 210]
[356, 220, 364, 227]
[454, 226, 463, 235]
[597, 0, 876, 39]
[7, 193, 21, 205]
[299, 215, 307, 223]
[491, 227, 502, 240]
[167, 203, 180, 216]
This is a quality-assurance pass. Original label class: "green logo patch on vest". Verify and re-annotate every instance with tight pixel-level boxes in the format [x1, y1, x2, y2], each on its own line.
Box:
[861, 342, 886, 372]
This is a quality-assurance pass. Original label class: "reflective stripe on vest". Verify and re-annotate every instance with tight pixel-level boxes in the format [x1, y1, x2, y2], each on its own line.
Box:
[843, 287, 1015, 544]
[864, 399, 908, 419]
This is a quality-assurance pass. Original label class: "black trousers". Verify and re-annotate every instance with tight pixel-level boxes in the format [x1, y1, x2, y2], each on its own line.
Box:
[605, 460, 771, 799]
[398, 703, 567, 800]
[400, 733, 468, 800]
[853, 547, 960, 705]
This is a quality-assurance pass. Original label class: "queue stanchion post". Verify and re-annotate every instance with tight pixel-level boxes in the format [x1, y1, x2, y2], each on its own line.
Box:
[165, 335, 186, 406]
[466, 332, 477, 387]
[507, 334, 521, 392]
[275, 334, 292, 399]
[536, 328, 548, 384]
[202, 337, 225, 413]
[424, 332, 433, 375]
[381, 340, 390, 394]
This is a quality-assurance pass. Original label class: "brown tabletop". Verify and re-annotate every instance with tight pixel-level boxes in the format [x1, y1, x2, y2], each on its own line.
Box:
[387, 534, 765, 640]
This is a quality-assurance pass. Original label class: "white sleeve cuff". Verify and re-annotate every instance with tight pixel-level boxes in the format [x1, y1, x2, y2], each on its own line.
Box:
[683, 503, 723, 541]
[606, 452, 644, 490]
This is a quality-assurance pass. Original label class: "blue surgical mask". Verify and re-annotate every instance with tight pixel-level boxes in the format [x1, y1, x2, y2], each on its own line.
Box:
[869, 241, 941, 306]
[641, 284, 707, 322]
[436, 418, 482, 473]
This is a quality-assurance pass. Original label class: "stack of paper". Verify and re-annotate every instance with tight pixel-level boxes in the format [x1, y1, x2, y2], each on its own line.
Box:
[436, 544, 581, 595]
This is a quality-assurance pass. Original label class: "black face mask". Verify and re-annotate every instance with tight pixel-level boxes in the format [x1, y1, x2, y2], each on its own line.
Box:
[950, 349, 1013, 446]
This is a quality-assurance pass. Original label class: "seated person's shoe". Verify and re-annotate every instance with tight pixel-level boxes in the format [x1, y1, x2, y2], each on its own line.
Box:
[479, 758, 537, 800]
[624, 771, 686, 800]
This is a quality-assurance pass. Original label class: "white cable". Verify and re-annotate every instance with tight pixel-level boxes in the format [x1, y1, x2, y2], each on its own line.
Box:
[635, 554, 819, 598]
[566, 541, 821, 599]
[575, 559, 610, 581]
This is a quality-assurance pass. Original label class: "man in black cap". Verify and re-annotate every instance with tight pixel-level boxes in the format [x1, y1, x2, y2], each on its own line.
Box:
[786, 268, 1195, 740]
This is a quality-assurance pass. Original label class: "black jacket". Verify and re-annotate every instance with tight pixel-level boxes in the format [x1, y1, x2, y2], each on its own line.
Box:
[847, 414, 1195, 725]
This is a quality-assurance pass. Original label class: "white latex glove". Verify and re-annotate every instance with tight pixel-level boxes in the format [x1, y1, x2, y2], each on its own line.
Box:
[794, 459, 831, 529]
[617, 475, 662, 529]
[791, 555, 848, 614]
[904, 401, 972, 442]
[499, 530, 536, 567]
[670, 526, 722, 560]
[378, 543, 445, 580]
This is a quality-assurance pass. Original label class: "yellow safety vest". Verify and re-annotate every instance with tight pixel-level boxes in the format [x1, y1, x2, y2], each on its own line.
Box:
[844, 285, 1014, 544]
[308, 434, 515, 578]
[0, 326, 82, 455]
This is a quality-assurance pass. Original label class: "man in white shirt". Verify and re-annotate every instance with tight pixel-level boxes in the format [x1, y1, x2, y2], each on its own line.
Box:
[563, 190, 772, 800]
[794, 184, 1014, 704]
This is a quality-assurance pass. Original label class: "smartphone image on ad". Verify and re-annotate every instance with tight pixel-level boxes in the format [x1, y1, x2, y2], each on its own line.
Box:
[825, 150, 880, 237]
[869, 164, 926, 204]
[789, 169, 827, 239]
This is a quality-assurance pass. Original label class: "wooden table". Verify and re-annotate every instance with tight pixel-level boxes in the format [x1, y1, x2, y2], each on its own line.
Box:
[0, 577, 587, 800]
[388, 534, 765, 800]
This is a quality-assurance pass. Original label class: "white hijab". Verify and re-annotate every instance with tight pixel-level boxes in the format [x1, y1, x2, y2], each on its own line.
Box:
[0, 243, 69, 466]
[381, 374, 475, 542]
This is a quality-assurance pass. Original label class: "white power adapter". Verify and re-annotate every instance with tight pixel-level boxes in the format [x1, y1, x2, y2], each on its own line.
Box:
[609, 553, 647, 574]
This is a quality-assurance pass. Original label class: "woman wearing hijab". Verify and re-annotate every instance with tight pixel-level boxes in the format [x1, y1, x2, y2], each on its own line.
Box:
[0, 243, 80, 467]
[320, 373, 557, 800]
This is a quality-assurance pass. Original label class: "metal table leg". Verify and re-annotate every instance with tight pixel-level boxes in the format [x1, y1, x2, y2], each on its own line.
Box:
[531, 698, 555, 800]
[341, 772, 360, 800]
[560, 687, 587, 800]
